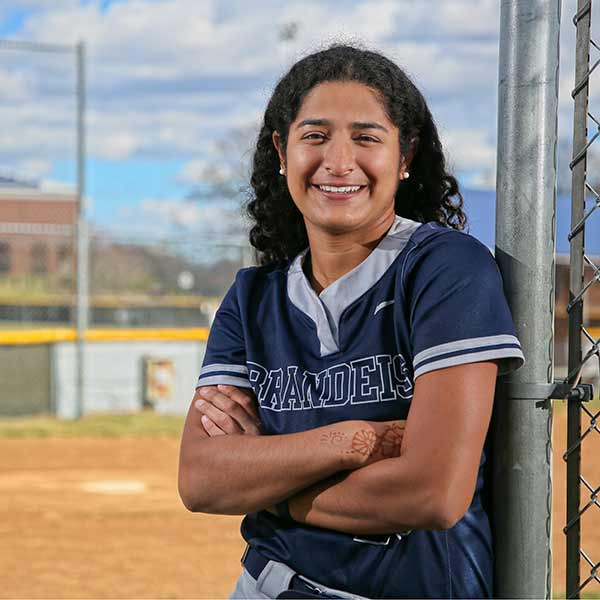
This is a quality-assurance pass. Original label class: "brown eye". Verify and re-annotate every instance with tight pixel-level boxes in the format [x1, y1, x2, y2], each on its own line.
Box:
[304, 133, 325, 140]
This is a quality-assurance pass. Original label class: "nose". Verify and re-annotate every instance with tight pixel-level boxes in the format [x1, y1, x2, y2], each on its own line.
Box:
[323, 135, 355, 176]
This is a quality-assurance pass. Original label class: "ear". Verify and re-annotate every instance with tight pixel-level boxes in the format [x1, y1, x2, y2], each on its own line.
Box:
[272, 131, 285, 167]
[400, 136, 419, 177]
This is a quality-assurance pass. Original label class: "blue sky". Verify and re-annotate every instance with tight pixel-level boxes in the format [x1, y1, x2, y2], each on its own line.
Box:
[0, 0, 595, 242]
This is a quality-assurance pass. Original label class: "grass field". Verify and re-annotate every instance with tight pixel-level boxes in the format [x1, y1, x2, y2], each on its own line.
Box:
[0, 410, 598, 599]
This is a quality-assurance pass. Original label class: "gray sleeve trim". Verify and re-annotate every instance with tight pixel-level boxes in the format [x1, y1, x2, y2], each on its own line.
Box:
[413, 347, 526, 379]
[413, 334, 522, 367]
[200, 363, 249, 375]
[195, 375, 252, 389]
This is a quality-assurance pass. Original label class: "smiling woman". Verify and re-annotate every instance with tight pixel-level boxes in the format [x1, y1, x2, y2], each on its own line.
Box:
[273, 81, 403, 244]
[178, 44, 525, 599]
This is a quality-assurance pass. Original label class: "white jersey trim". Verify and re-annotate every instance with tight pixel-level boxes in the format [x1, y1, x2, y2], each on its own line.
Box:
[413, 334, 522, 367]
[196, 374, 252, 389]
[413, 347, 526, 379]
[200, 363, 249, 375]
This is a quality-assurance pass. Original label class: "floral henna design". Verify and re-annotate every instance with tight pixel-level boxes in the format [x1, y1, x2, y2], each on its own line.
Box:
[349, 424, 404, 459]
[350, 429, 379, 456]
[320, 430, 349, 446]
[379, 423, 404, 457]
[321, 425, 404, 460]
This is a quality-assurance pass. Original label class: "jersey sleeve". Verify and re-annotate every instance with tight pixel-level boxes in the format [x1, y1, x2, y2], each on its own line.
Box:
[405, 230, 525, 379]
[196, 275, 251, 389]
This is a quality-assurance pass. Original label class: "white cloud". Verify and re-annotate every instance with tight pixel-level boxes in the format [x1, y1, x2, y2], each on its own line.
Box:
[176, 158, 210, 184]
[138, 198, 202, 228]
[14, 158, 53, 178]
[467, 170, 496, 191]
[435, 0, 499, 37]
[2, 0, 504, 161]
[441, 127, 496, 174]
[4, 0, 590, 200]
[120, 196, 248, 239]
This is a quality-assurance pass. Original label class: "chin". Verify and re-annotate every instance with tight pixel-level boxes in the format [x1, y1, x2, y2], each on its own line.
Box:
[309, 213, 365, 234]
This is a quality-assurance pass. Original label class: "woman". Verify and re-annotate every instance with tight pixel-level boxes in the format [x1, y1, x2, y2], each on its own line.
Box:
[178, 44, 525, 599]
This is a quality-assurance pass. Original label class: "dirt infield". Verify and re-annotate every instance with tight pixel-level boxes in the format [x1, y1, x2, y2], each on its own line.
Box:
[0, 407, 598, 599]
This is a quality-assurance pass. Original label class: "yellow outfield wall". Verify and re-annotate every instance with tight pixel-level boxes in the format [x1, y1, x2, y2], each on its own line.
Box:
[0, 329, 210, 418]
[0, 327, 210, 345]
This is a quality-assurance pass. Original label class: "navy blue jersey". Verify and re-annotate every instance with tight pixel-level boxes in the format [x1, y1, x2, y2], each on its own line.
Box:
[197, 217, 525, 599]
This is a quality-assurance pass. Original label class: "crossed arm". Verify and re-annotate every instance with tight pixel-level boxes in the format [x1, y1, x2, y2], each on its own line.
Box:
[178, 361, 498, 534]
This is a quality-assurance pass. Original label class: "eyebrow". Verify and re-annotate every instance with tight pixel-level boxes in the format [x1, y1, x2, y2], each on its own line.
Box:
[296, 118, 389, 133]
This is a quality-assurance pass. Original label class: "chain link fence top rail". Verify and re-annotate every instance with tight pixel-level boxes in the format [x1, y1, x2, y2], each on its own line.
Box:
[566, 1, 600, 597]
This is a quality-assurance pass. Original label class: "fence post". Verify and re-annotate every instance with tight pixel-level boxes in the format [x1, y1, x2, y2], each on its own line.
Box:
[493, 1, 561, 597]
[566, 1, 592, 596]
[75, 40, 87, 419]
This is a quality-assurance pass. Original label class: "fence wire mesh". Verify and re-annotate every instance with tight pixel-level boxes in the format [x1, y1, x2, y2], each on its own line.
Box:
[87, 233, 246, 328]
[565, 1, 600, 597]
[0, 223, 246, 329]
[0, 225, 76, 328]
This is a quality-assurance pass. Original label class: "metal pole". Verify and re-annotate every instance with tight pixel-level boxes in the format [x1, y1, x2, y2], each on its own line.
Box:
[75, 41, 87, 419]
[566, 1, 591, 596]
[0, 38, 84, 419]
[493, 1, 560, 598]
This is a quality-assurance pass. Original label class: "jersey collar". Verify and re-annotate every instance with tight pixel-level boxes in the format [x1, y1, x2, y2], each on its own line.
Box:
[287, 215, 423, 357]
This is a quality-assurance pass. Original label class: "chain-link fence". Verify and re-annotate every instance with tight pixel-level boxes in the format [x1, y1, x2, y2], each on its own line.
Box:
[88, 233, 247, 328]
[565, 1, 600, 597]
[0, 222, 76, 329]
[0, 223, 247, 330]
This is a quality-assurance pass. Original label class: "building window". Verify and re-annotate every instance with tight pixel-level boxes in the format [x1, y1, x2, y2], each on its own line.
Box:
[31, 242, 48, 275]
[0, 241, 10, 274]
[57, 244, 71, 269]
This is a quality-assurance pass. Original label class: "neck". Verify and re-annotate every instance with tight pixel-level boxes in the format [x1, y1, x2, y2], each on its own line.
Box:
[304, 213, 396, 294]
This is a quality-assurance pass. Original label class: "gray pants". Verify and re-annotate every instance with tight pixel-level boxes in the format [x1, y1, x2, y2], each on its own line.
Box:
[229, 563, 368, 599]
[229, 568, 270, 599]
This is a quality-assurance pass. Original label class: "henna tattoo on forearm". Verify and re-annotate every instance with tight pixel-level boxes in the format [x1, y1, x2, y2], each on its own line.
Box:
[320, 424, 405, 460]
[320, 430, 350, 446]
[350, 429, 379, 456]
[378, 423, 404, 457]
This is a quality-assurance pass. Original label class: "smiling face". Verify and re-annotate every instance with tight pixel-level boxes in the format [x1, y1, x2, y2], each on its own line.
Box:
[273, 80, 411, 239]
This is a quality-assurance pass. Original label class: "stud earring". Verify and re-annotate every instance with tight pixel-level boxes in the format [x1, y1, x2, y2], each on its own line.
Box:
[403, 172, 410, 180]
[279, 166, 285, 176]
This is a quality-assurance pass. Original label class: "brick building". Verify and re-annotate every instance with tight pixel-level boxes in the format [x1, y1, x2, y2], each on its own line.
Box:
[0, 177, 77, 278]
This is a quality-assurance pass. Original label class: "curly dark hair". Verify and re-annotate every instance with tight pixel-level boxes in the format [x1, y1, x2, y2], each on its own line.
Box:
[246, 43, 467, 265]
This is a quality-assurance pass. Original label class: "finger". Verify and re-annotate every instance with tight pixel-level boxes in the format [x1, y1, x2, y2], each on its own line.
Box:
[201, 415, 226, 437]
[195, 386, 261, 435]
[217, 384, 261, 423]
[199, 388, 261, 434]
[195, 398, 244, 435]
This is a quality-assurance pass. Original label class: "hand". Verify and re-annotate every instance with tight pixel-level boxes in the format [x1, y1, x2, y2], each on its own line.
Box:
[194, 384, 262, 436]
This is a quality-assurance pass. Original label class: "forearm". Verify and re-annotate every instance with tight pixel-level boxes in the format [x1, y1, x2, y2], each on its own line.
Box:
[288, 456, 442, 534]
[178, 418, 379, 515]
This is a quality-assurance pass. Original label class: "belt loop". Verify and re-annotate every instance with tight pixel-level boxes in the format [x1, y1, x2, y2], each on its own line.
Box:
[256, 559, 297, 597]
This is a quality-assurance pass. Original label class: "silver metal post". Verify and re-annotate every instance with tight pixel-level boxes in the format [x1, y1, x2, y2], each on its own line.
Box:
[493, 1, 561, 598]
[75, 41, 87, 419]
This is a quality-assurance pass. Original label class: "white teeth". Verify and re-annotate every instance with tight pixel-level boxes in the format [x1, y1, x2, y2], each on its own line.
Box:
[317, 184, 362, 193]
